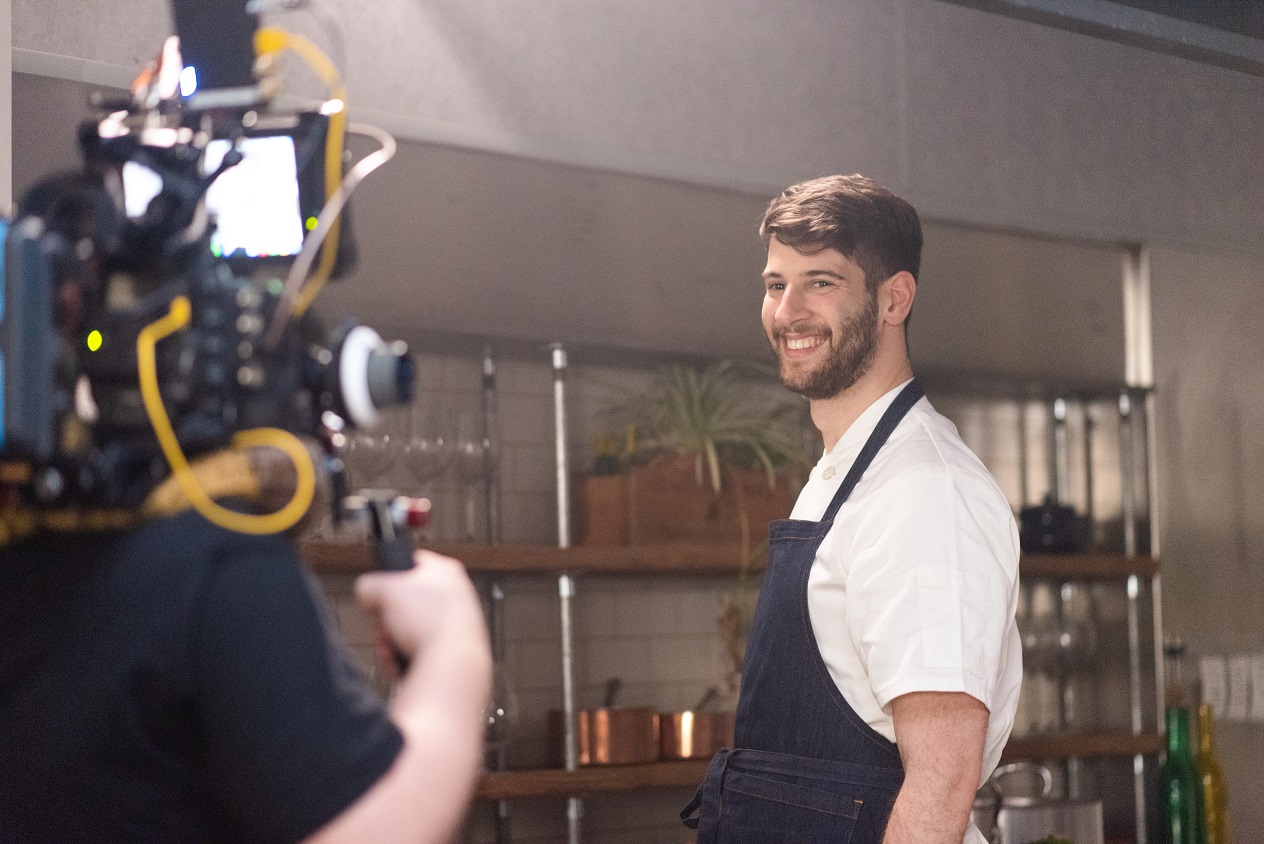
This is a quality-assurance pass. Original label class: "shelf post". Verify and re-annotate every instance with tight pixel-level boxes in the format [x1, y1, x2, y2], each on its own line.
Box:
[551, 342, 583, 844]
[1125, 245, 1160, 844]
[1120, 388, 1148, 844]
[483, 348, 504, 547]
[1142, 389, 1166, 733]
[552, 343, 572, 552]
[480, 348, 515, 844]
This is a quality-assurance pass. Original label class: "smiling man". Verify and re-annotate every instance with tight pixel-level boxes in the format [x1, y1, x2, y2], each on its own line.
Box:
[683, 175, 1022, 844]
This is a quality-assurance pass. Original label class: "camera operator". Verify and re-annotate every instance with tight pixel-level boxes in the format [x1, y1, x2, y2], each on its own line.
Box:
[0, 4, 494, 839]
[0, 465, 492, 843]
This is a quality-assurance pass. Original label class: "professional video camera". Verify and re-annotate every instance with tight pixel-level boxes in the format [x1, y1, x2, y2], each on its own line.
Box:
[0, 0, 417, 546]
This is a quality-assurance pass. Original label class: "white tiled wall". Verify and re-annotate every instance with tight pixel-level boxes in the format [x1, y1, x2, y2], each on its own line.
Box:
[316, 351, 753, 842]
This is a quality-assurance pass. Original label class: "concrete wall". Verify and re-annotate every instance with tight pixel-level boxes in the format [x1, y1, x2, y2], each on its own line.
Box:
[13, 0, 1264, 254]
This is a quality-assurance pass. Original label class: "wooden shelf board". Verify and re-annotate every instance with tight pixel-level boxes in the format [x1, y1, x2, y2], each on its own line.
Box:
[303, 541, 1156, 580]
[476, 732, 1162, 800]
[477, 759, 709, 801]
[1001, 731, 1163, 762]
[302, 541, 759, 576]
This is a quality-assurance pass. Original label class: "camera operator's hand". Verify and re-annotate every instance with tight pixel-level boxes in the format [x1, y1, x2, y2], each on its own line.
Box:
[355, 549, 489, 665]
[305, 551, 491, 844]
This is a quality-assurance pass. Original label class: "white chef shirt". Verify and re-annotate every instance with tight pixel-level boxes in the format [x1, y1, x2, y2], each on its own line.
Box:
[794, 381, 1022, 844]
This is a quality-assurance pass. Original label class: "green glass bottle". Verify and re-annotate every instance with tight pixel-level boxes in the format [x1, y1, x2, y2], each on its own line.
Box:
[1196, 703, 1230, 844]
[1163, 706, 1207, 844]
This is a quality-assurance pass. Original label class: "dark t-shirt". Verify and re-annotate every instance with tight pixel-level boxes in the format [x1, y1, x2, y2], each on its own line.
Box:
[0, 511, 403, 843]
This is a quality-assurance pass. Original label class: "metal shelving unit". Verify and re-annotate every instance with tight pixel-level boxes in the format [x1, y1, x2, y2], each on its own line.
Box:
[303, 542, 1165, 809]
[305, 365, 1164, 843]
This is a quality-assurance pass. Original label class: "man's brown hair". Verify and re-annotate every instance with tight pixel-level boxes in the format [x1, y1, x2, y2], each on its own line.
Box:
[759, 174, 923, 295]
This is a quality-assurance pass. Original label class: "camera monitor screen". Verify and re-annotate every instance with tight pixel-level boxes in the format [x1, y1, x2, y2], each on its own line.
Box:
[204, 135, 305, 260]
[120, 136, 303, 260]
[119, 113, 354, 278]
[121, 162, 163, 220]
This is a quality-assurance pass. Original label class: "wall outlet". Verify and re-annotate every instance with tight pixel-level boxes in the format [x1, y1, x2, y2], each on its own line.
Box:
[1226, 654, 1253, 721]
[1250, 654, 1264, 723]
[1200, 655, 1228, 718]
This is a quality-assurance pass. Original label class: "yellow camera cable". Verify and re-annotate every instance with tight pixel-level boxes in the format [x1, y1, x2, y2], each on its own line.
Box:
[254, 26, 346, 317]
[136, 295, 316, 535]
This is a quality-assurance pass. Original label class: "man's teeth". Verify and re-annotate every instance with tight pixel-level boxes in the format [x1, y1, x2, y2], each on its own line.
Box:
[786, 336, 824, 350]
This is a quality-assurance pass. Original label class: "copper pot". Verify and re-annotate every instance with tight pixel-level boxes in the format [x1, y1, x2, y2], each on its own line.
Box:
[548, 707, 661, 766]
[548, 678, 660, 766]
[658, 710, 735, 760]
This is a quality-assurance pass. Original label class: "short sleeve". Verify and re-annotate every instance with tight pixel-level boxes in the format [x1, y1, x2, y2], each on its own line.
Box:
[843, 467, 1017, 713]
[191, 534, 403, 843]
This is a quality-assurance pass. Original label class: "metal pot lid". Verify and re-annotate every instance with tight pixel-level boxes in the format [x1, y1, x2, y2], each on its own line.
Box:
[989, 761, 1053, 800]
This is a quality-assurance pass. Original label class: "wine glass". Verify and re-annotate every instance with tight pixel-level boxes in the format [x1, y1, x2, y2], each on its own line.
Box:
[1056, 582, 1098, 731]
[344, 427, 394, 489]
[484, 655, 521, 762]
[1021, 580, 1063, 733]
[402, 407, 455, 537]
[452, 410, 494, 542]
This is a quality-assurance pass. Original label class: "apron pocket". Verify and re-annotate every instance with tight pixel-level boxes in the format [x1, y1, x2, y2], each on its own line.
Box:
[719, 769, 863, 843]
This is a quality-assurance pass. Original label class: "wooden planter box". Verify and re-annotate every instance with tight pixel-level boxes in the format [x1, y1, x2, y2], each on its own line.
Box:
[573, 457, 797, 546]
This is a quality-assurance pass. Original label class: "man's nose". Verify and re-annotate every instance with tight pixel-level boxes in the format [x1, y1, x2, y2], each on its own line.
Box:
[775, 286, 810, 324]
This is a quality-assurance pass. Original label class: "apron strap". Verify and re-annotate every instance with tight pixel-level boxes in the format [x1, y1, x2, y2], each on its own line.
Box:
[681, 748, 731, 831]
[820, 379, 924, 523]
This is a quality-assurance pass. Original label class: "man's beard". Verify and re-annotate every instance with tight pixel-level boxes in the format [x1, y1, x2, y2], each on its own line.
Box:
[772, 294, 880, 400]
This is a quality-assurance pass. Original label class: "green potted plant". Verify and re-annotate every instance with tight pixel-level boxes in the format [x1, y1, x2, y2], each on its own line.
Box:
[575, 359, 811, 546]
[633, 361, 806, 491]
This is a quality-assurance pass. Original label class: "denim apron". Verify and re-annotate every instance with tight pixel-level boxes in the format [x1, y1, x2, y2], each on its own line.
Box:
[683, 379, 924, 844]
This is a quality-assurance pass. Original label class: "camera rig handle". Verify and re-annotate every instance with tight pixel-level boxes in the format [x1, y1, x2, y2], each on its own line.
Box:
[340, 490, 429, 572]
[365, 492, 427, 572]
[344, 490, 429, 674]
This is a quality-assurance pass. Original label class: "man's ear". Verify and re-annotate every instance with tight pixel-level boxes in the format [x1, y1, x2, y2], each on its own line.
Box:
[880, 271, 916, 326]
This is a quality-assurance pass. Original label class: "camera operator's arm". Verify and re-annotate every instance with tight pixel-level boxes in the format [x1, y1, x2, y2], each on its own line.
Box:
[304, 551, 491, 844]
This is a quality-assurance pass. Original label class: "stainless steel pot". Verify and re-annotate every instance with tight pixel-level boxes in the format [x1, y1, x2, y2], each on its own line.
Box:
[998, 795, 1104, 844]
[979, 762, 1103, 844]
[971, 779, 1002, 844]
